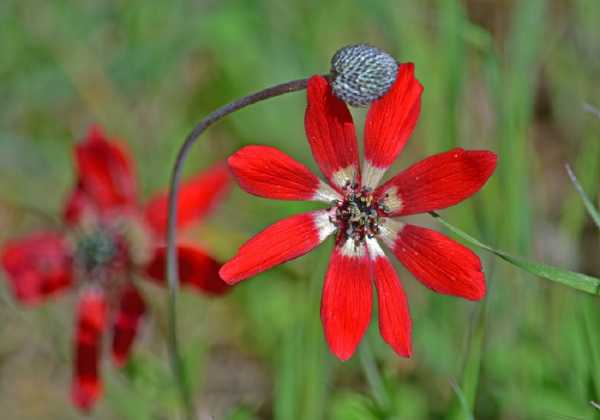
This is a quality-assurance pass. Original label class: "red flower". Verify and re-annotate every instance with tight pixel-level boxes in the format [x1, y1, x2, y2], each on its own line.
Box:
[1, 126, 231, 411]
[220, 65, 497, 360]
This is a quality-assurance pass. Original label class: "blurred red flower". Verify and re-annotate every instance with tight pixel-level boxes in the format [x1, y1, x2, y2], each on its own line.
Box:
[220, 65, 497, 360]
[1, 126, 231, 411]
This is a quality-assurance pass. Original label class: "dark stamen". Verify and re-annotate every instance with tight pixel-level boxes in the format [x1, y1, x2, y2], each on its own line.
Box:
[333, 183, 387, 246]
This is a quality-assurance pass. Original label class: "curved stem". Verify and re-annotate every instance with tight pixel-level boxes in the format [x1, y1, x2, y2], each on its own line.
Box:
[165, 78, 309, 419]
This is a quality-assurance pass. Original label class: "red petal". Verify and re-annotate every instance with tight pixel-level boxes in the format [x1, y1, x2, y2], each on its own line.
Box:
[74, 125, 138, 213]
[369, 245, 412, 357]
[321, 242, 372, 360]
[1, 233, 73, 304]
[112, 284, 146, 367]
[363, 64, 423, 187]
[144, 163, 231, 237]
[376, 149, 497, 216]
[72, 290, 107, 412]
[145, 245, 230, 295]
[63, 182, 96, 226]
[228, 145, 339, 202]
[305, 75, 360, 189]
[388, 224, 485, 300]
[219, 210, 335, 284]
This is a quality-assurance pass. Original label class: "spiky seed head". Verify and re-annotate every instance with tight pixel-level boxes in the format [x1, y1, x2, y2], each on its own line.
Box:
[330, 44, 398, 107]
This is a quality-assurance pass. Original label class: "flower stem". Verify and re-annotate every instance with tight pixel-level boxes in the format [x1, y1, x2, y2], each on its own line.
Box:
[165, 78, 309, 419]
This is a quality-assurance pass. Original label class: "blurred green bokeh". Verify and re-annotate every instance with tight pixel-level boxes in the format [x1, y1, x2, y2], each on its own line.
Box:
[1, 1, 600, 419]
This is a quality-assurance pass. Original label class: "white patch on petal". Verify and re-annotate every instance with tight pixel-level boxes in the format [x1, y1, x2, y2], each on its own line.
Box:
[378, 218, 405, 249]
[380, 186, 403, 214]
[365, 237, 385, 260]
[312, 180, 342, 202]
[331, 165, 357, 189]
[313, 210, 337, 241]
[338, 239, 366, 258]
[361, 161, 387, 190]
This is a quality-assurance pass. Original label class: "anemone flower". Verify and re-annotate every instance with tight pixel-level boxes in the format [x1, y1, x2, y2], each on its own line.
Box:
[1, 126, 231, 411]
[220, 65, 497, 360]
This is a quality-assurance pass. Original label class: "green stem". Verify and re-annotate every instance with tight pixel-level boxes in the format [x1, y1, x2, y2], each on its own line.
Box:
[164, 78, 309, 419]
[359, 339, 390, 411]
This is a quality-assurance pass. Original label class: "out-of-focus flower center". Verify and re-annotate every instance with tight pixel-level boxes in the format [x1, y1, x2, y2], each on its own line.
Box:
[331, 182, 388, 246]
[73, 214, 153, 278]
[74, 229, 122, 274]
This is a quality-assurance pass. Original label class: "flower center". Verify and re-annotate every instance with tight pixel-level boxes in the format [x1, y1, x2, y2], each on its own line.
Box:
[74, 229, 122, 274]
[331, 183, 387, 246]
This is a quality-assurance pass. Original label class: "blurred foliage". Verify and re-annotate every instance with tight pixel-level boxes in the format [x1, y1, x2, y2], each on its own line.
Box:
[1, 0, 600, 419]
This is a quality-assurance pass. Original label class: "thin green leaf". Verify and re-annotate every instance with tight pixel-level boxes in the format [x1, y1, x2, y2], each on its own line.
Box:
[566, 164, 600, 230]
[430, 212, 600, 296]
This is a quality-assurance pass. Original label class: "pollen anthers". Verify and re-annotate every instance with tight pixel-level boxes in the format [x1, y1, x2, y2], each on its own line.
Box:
[330, 181, 389, 246]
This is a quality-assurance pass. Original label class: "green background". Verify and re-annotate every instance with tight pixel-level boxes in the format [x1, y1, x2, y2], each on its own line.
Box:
[1, 0, 599, 419]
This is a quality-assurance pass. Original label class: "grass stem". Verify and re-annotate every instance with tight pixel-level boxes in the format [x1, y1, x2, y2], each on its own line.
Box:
[359, 339, 390, 412]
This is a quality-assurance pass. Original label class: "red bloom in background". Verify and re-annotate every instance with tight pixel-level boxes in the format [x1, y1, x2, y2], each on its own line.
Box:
[1, 126, 231, 411]
[220, 65, 497, 360]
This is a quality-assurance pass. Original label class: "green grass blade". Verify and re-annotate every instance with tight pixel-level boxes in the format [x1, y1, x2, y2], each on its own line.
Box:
[430, 212, 600, 295]
[447, 302, 486, 420]
[581, 299, 600, 408]
[358, 338, 390, 412]
[449, 379, 476, 420]
[274, 243, 332, 420]
[496, 0, 546, 254]
[584, 103, 600, 120]
[566, 164, 600, 230]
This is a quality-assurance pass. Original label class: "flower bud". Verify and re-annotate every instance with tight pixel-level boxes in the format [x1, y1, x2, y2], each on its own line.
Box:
[330, 44, 398, 107]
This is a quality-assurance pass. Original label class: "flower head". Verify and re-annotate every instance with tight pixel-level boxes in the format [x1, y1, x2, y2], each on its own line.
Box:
[220, 65, 497, 360]
[1, 126, 231, 411]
